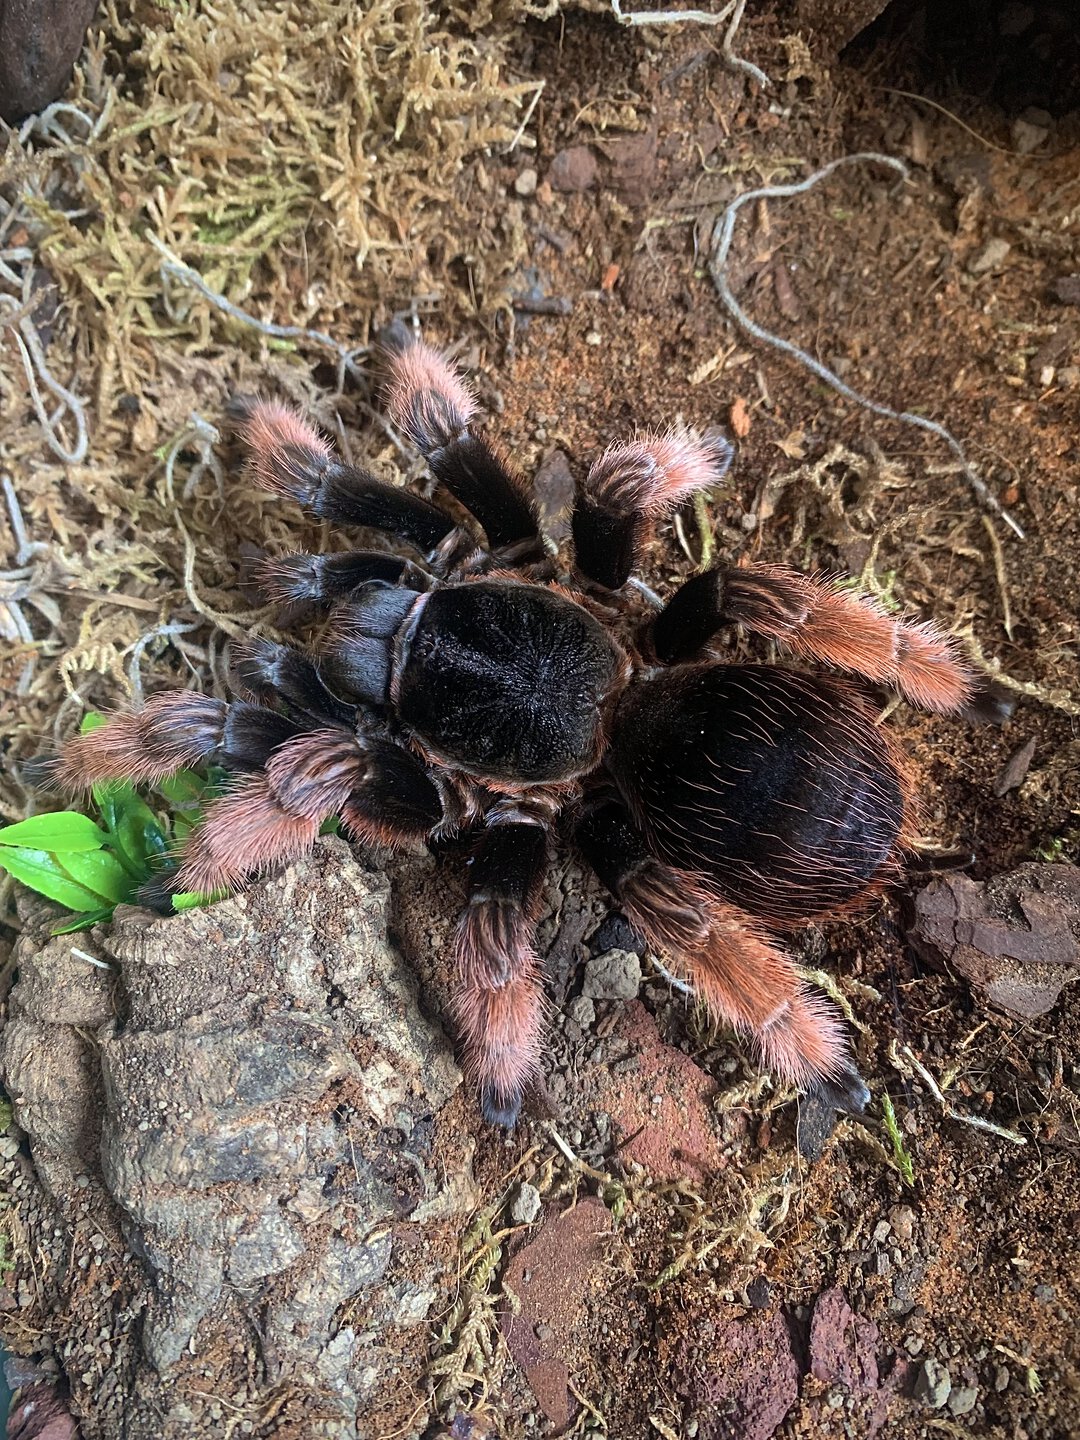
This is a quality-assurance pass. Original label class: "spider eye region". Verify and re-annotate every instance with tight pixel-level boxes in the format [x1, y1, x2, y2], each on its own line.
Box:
[396, 581, 625, 782]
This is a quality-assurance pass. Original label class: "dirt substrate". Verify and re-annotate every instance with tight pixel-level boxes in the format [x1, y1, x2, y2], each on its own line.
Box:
[1, 3, 1078, 1439]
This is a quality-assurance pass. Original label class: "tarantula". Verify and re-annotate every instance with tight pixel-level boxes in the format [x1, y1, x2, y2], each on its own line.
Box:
[60, 331, 972, 1127]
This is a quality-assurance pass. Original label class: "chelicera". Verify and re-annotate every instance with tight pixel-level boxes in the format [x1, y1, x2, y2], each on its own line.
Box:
[60, 330, 972, 1126]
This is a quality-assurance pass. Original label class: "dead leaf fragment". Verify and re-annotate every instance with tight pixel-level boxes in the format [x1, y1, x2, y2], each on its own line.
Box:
[730, 396, 751, 438]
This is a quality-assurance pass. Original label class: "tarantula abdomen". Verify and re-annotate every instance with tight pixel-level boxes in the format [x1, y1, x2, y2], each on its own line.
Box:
[607, 664, 910, 925]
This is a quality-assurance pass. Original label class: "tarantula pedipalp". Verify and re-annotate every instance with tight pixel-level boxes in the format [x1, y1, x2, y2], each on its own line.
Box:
[60, 333, 972, 1127]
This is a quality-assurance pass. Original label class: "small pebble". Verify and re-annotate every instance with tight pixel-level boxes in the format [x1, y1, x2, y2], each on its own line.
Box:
[567, 995, 596, 1028]
[994, 1364, 1010, 1392]
[915, 1358, 952, 1409]
[511, 1182, 542, 1226]
[582, 949, 641, 1001]
[968, 238, 1011, 275]
[949, 1384, 979, 1417]
[585, 330, 603, 347]
[514, 167, 538, 197]
[889, 1205, 916, 1243]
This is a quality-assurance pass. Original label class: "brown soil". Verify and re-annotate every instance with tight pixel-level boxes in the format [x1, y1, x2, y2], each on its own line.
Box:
[2, 3, 1079, 1439]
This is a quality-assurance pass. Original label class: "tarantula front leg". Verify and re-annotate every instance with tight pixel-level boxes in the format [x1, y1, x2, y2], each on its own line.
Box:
[571, 428, 735, 590]
[230, 397, 455, 553]
[176, 726, 450, 894]
[56, 693, 304, 790]
[255, 550, 430, 608]
[649, 562, 972, 712]
[382, 335, 541, 551]
[453, 817, 549, 1127]
[576, 800, 869, 1111]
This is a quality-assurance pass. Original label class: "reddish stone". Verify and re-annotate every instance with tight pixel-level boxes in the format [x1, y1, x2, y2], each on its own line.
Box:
[591, 1000, 724, 1181]
[501, 1198, 614, 1429]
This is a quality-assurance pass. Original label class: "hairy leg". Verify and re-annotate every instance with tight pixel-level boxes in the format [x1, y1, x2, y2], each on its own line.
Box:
[576, 800, 868, 1108]
[572, 428, 734, 590]
[452, 819, 549, 1126]
[55, 694, 302, 790]
[383, 338, 540, 550]
[649, 562, 971, 712]
[230, 396, 455, 553]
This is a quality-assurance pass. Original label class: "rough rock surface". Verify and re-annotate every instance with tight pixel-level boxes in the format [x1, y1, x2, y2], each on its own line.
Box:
[0, 0, 99, 122]
[908, 863, 1080, 1019]
[0, 840, 473, 1440]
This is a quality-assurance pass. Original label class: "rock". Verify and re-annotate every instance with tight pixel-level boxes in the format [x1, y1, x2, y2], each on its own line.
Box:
[888, 1204, 916, 1244]
[1050, 275, 1080, 305]
[915, 1358, 953, 1409]
[532, 447, 575, 541]
[588, 912, 645, 956]
[502, 1199, 616, 1429]
[670, 1309, 800, 1440]
[566, 995, 595, 1029]
[510, 1182, 542, 1226]
[589, 1001, 723, 1181]
[1012, 113, 1049, 154]
[908, 863, 1080, 1019]
[0, 840, 472, 1438]
[581, 948, 641, 1000]
[993, 737, 1037, 796]
[0, 0, 99, 122]
[547, 145, 597, 193]
[514, 166, 538, 197]
[949, 1383, 979, 1416]
[968, 239, 1011, 275]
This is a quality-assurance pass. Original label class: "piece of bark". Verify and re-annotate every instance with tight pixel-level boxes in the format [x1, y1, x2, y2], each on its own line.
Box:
[0, 1, 99, 122]
[909, 864, 1080, 1019]
[993, 737, 1037, 796]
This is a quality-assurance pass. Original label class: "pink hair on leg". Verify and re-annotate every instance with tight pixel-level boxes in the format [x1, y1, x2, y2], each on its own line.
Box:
[586, 427, 733, 516]
[620, 866, 853, 1089]
[384, 341, 478, 454]
[232, 399, 334, 501]
[56, 694, 227, 790]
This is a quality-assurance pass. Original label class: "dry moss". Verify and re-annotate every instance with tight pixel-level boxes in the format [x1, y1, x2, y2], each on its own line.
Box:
[0, 0, 572, 867]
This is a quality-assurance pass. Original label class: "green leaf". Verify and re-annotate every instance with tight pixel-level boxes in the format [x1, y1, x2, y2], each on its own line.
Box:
[55, 849, 132, 905]
[0, 849, 113, 912]
[157, 770, 209, 810]
[80, 711, 107, 734]
[172, 888, 226, 912]
[0, 812, 109, 852]
[92, 781, 169, 878]
[52, 906, 116, 935]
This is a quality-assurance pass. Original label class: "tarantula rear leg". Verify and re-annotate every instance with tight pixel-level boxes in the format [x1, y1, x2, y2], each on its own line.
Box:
[56, 693, 303, 790]
[576, 801, 869, 1111]
[650, 562, 972, 712]
[453, 819, 549, 1127]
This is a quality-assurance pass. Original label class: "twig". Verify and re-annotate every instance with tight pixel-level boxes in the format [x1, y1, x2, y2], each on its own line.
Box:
[504, 80, 545, 154]
[707, 153, 1025, 539]
[147, 234, 369, 390]
[981, 514, 1014, 640]
[648, 955, 695, 997]
[889, 1041, 1026, 1146]
[611, 0, 769, 88]
[2, 475, 50, 564]
[962, 628, 1080, 717]
[878, 88, 1023, 158]
[0, 298, 90, 464]
[511, 294, 573, 316]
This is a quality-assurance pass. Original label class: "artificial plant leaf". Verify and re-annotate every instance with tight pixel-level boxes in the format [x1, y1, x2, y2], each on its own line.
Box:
[52, 906, 116, 935]
[0, 812, 109, 852]
[55, 849, 131, 905]
[0, 849, 111, 912]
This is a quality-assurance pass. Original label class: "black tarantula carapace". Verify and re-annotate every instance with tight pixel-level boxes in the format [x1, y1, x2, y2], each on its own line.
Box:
[60, 332, 973, 1127]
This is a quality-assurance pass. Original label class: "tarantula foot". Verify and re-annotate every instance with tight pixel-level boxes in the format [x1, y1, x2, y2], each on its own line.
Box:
[480, 1083, 522, 1129]
[810, 1065, 871, 1116]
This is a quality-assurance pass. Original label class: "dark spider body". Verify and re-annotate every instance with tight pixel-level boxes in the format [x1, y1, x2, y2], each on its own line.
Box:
[61, 334, 973, 1128]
